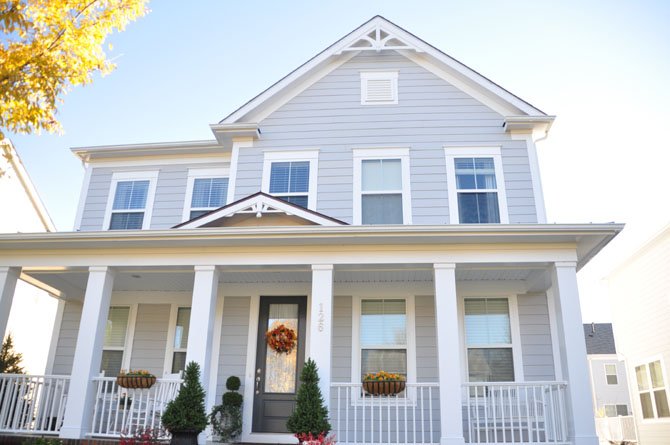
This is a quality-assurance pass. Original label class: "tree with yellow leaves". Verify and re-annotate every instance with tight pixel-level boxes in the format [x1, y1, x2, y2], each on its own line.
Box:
[0, 0, 149, 139]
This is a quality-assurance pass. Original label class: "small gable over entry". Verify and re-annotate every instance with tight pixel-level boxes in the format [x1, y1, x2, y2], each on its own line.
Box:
[173, 192, 347, 229]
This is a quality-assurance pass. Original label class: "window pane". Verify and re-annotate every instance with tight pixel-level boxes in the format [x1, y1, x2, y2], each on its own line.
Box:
[606, 374, 618, 385]
[616, 405, 629, 416]
[458, 192, 500, 223]
[362, 194, 403, 224]
[361, 349, 407, 377]
[279, 195, 309, 208]
[605, 364, 617, 375]
[269, 162, 290, 193]
[265, 304, 299, 393]
[190, 210, 210, 219]
[362, 159, 402, 191]
[104, 307, 129, 348]
[191, 178, 228, 208]
[465, 298, 511, 345]
[467, 348, 514, 382]
[288, 162, 309, 193]
[270, 162, 309, 194]
[455, 158, 496, 190]
[361, 299, 406, 347]
[174, 308, 191, 349]
[650, 361, 665, 388]
[100, 350, 123, 377]
[636, 365, 649, 390]
[640, 392, 654, 418]
[109, 212, 144, 230]
[113, 180, 149, 210]
[655, 390, 670, 417]
[604, 405, 616, 417]
[172, 351, 186, 374]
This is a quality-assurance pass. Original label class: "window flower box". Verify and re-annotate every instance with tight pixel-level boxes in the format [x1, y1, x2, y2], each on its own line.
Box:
[116, 370, 156, 389]
[362, 371, 406, 396]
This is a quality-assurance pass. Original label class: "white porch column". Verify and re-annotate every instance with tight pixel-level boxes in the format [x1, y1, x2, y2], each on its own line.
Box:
[185, 265, 219, 388]
[550, 262, 598, 445]
[433, 263, 465, 445]
[309, 264, 333, 406]
[60, 266, 115, 439]
[0, 267, 20, 340]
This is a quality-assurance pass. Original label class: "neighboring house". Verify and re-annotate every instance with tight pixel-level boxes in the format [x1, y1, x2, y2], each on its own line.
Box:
[0, 16, 622, 445]
[0, 139, 58, 374]
[608, 224, 670, 445]
[583, 323, 636, 444]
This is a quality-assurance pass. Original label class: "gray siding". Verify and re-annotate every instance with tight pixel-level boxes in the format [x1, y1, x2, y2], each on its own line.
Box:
[129, 304, 170, 376]
[415, 295, 438, 382]
[332, 295, 352, 382]
[215, 296, 250, 402]
[235, 51, 537, 224]
[52, 301, 82, 375]
[518, 293, 556, 381]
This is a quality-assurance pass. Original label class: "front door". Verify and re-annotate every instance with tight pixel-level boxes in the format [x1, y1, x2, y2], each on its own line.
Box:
[252, 296, 307, 433]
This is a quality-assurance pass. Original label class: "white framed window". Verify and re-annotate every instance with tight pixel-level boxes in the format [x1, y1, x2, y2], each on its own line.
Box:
[604, 404, 629, 417]
[360, 71, 398, 105]
[635, 359, 670, 419]
[461, 296, 523, 382]
[103, 171, 159, 230]
[261, 150, 319, 210]
[605, 363, 619, 385]
[100, 305, 136, 377]
[353, 148, 412, 225]
[182, 168, 230, 221]
[164, 306, 191, 375]
[445, 147, 509, 224]
[352, 295, 416, 395]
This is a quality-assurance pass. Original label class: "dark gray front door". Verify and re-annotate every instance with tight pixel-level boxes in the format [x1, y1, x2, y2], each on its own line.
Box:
[252, 296, 307, 433]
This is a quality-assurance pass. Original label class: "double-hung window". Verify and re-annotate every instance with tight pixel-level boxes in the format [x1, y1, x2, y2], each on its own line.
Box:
[100, 306, 132, 377]
[463, 297, 519, 382]
[168, 307, 191, 374]
[353, 148, 411, 225]
[360, 299, 408, 380]
[183, 168, 229, 221]
[445, 147, 508, 224]
[635, 360, 670, 419]
[104, 171, 158, 230]
[262, 150, 318, 209]
[604, 404, 629, 417]
[605, 363, 619, 385]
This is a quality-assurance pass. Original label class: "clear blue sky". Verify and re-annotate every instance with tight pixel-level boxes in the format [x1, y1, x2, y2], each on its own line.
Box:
[7, 0, 670, 321]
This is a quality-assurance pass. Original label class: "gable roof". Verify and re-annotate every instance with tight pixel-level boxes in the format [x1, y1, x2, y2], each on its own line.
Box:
[173, 192, 348, 229]
[583, 323, 617, 355]
[215, 15, 552, 129]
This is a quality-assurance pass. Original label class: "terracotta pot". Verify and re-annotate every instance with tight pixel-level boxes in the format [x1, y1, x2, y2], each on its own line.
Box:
[116, 375, 156, 389]
[362, 380, 406, 395]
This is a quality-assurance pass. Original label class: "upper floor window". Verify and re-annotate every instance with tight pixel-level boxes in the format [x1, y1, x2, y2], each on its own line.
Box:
[353, 148, 411, 225]
[262, 150, 319, 209]
[360, 71, 398, 105]
[635, 359, 670, 419]
[183, 168, 229, 221]
[605, 363, 619, 385]
[445, 147, 508, 224]
[463, 297, 521, 382]
[103, 171, 158, 230]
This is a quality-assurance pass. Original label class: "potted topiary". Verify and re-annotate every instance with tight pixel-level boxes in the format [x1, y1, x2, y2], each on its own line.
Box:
[209, 376, 243, 442]
[161, 361, 208, 445]
[286, 359, 333, 445]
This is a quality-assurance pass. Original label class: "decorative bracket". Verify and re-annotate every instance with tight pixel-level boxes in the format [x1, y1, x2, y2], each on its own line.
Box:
[338, 25, 419, 54]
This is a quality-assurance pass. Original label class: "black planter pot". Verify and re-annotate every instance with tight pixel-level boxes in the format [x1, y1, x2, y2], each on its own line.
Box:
[170, 431, 199, 445]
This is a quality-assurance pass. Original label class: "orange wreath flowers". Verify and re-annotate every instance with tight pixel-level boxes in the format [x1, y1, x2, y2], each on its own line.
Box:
[266, 324, 297, 354]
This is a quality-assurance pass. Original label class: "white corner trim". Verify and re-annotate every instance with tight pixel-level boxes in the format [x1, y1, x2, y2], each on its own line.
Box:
[206, 295, 225, 413]
[510, 132, 547, 223]
[444, 146, 509, 224]
[121, 304, 138, 371]
[227, 139, 253, 205]
[45, 299, 66, 374]
[73, 164, 92, 231]
[241, 295, 260, 441]
[352, 147, 412, 225]
[102, 170, 159, 230]
[181, 167, 230, 223]
[545, 287, 564, 381]
[261, 150, 320, 211]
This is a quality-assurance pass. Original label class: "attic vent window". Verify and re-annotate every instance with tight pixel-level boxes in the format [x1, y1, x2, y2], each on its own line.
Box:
[361, 71, 398, 105]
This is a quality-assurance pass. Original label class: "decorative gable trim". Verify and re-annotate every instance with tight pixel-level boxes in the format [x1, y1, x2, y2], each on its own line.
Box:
[338, 24, 417, 54]
[173, 192, 347, 229]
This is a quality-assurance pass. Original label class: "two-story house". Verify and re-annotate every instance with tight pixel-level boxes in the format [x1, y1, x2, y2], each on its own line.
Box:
[0, 16, 621, 445]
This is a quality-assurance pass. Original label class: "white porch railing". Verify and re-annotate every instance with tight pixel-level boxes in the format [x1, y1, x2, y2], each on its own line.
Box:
[462, 382, 568, 444]
[595, 416, 637, 443]
[0, 374, 70, 434]
[331, 383, 440, 445]
[90, 376, 182, 437]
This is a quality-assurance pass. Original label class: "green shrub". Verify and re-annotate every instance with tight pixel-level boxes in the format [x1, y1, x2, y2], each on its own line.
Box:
[286, 358, 331, 436]
[210, 376, 243, 442]
[161, 362, 208, 433]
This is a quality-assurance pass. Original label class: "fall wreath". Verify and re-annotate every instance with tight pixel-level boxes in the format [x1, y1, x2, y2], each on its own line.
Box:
[266, 324, 297, 354]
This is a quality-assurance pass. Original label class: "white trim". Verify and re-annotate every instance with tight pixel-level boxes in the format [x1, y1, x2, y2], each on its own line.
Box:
[241, 295, 260, 441]
[163, 304, 193, 376]
[206, 294, 225, 423]
[73, 164, 92, 231]
[360, 71, 398, 105]
[261, 150, 319, 210]
[458, 294, 525, 382]
[545, 287, 564, 381]
[83, 155, 231, 169]
[123, 304, 138, 371]
[181, 168, 230, 222]
[102, 171, 159, 230]
[352, 147, 412, 225]
[509, 132, 547, 223]
[45, 299, 66, 374]
[227, 139, 253, 204]
[350, 294, 417, 399]
[444, 146, 509, 224]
